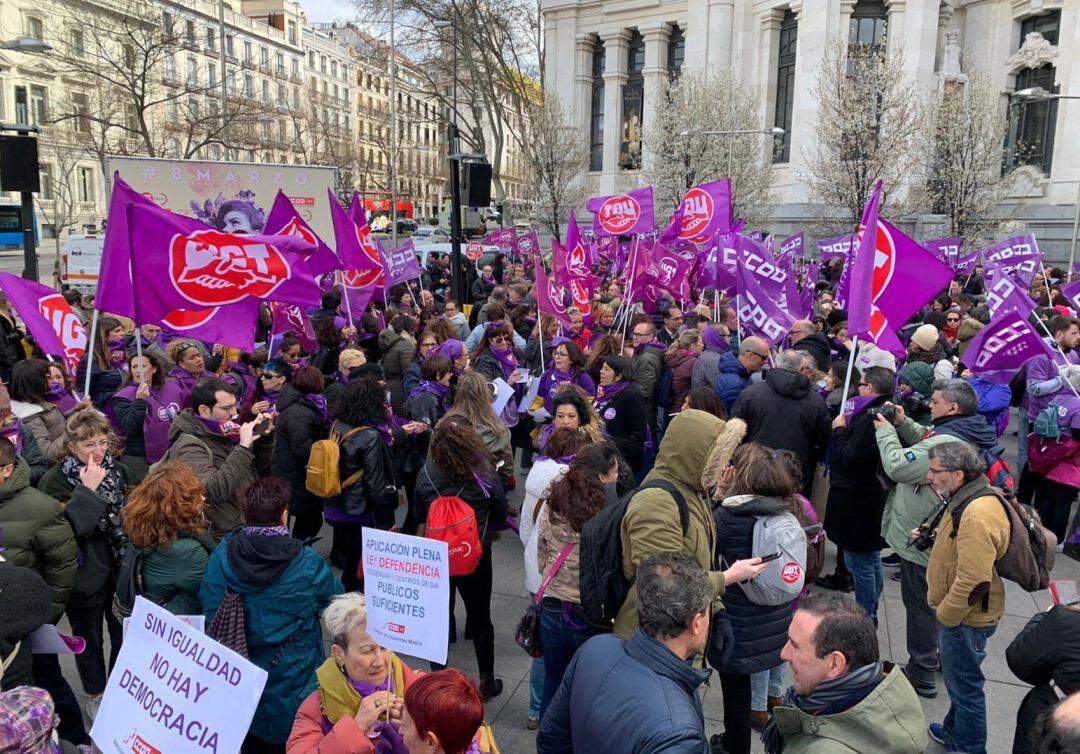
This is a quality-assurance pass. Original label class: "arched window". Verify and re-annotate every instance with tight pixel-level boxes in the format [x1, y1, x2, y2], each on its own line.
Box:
[620, 31, 645, 169]
[1006, 11, 1060, 174]
[667, 26, 685, 79]
[773, 11, 798, 163]
[589, 41, 605, 171]
[849, 0, 887, 48]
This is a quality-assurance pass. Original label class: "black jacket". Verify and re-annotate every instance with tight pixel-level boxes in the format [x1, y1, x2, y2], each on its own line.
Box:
[824, 394, 889, 552]
[76, 356, 123, 409]
[713, 495, 795, 675]
[595, 385, 648, 473]
[0, 311, 25, 383]
[733, 368, 831, 491]
[273, 385, 330, 516]
[1007, 606, 1080, 754]
[474, 349, 515, 383]
[791, 331, 833, 371]
[111, 395, 149, 458]
[0, 562, 52, 691]
[326, 423, 397, 520]
[930, 412, 1003, 456]
[414, 461, 507, 545]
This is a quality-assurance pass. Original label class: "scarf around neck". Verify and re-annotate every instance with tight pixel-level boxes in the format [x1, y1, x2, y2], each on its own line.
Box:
[60, 453, 124, 511]
[488, 343, 517, 379]
[305, 393, 330, 423]
[634, 339, 665, 355]
[596, 380, 632, 404]
[0, 420, 22, 455]
[761, 660, 884, 754]
[196, 415, 242, 443]
[702, 327, 730, 352]
[315, 655, 406, 724]
[406, 380, 451, 410]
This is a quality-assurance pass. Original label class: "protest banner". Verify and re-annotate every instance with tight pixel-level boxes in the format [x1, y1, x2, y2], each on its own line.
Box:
[91, 597, 267, 754]
[361, 527, 450, 665]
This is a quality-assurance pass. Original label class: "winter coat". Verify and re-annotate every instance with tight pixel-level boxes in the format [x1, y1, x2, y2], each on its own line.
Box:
[733, 368, 831, 491]
[633, 345, 665, 422]
[927, 479, 1010, 628]
[852, 341, 897, 373]
[971, 377, 1012, 438]
[165, 409, 273, 537]
[471, 276, 495, 304]
[39, 459, 135, 608]
[140, 532, 215, 615]
[791, 331, 832, 371]
[473, 348, 515, 384]
[447, 311, 471, 341]
[0, 562, 52, 691]
[774, 664, 927, 754]
[537, 628, 713, 754]
[415, 460, 507, 546]
[712, 495, 796, 675]
[0, 310, 25, 383]
[326, 423, 397, 520]
[1007, 606, 1080, 754]
[200, 531, 343, 744]
[616, 410, 739, 637]
[897, 361, 935, 424]
[402, 357, 423, 397]
[520, 459, 569, 593]
[595, 385, 648, 473]
[691, 346, 726, 391]
[0, 458, 78, 621]
[713, 351, 752, 414]
[537, 506, 583, 603]
[470, 417, 513, 477]
[10, 399, 65, 465]
[17, 424, 48, 485]
[824, 395, 890, 553]
[76, 355, 124, 408]
[523, 337, 553, 373]
[273, 385, 331, 518]
[665, 350, 698, 412]
[377, 328, 415, 413]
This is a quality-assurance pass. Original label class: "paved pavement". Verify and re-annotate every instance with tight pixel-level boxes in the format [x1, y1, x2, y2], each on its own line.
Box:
[59, 415, 1062, 753]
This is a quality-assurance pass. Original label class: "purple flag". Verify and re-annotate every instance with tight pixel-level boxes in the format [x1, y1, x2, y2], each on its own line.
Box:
[0, 273, 87, 375]
[639, 239, 693, 303]
[514, 230, 541, 258]
[586, 186, 655, 237]
[801, 262, 821, 315]
[594, 235, 619, 261]
[735, 248, 796, 346]
[962, 309, 1057, 383]
[978, 234, 1042, 287]
[1062, 280, 1080, 313]
[926, 237, 963, 269]
[264, 190, 341, 276]
[348, 192, 366, 225]
[846, 181, 883, 339]
[658, 198, 687, 246]
[158, 305, 258, 352]
[377, 238, 423, 288]
[738, 235, 793, 307]
[954, 249, 981, 275]
[818, 234, 853, 262]
[271, 302, 317, 352]
[127, 202, 320, 324]
[328, 189, 382, 274]
[533, 257, 572, 327]
[552, 211, 600, 305]
[779, 232, 805, 261]
[673, 179, 732, 244]
[984, 263, 1037, 320]
[483, 227, 517, 250]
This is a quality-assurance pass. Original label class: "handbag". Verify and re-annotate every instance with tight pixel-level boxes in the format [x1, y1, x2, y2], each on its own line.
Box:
[515, 542, 575, 658]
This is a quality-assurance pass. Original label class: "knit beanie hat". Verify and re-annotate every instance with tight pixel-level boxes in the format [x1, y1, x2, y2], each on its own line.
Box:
[911, 324, 940, 352]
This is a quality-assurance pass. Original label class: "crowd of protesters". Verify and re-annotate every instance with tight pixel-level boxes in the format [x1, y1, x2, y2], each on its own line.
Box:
[2, 252, 1080, 754]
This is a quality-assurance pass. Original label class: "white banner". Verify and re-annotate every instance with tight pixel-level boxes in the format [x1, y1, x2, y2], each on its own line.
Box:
[362, 527, 449, 665]
[105, 156, 338, 241]
[91, 597, 267, 754]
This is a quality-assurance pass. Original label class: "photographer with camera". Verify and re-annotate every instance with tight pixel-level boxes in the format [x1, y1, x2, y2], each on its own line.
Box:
[873, 378, 1003, 703]
[823, 366, 895, 625]
[38, 406, 138, 723]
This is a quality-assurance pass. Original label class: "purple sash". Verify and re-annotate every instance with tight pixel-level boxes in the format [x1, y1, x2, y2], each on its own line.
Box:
[108, 379, 185, 462]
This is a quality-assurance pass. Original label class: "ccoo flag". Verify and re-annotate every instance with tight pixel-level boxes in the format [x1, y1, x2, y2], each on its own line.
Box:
[735, 243, 796, 346]
[0, 272, 87, 375]
[264, 190, 341, 276]
[962, 309, 1057, 383]
[377, 237, 423, 288]
[586, 186, 655, 237]
[984, 263, 1036, 320]
[977, 234, 1042, 288]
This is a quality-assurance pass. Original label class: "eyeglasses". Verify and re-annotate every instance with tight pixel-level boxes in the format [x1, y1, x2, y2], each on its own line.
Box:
[747, 351, 768, 360]
[214, 402, 238, 413]
[927, 465, 951, 475]
[667, 315, 684, 322]
[177, 340, 200, 353]
[946, 317, 960, 323]
[632, 331, 650, 338]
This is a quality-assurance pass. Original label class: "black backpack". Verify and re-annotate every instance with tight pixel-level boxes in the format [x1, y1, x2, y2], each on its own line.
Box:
[111, 543, 147, 621]
[579, 479, 689, 628]
[655, 366, 676, 409]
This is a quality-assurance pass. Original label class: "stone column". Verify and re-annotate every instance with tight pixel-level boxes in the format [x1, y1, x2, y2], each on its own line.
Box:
[639, 22, 671, 174]
[891, 0, 941, 94]
[756, 9, 787, 123]
[574, 34, 594, 136]
[708, 0, 735, 69]
[601, 29, 630, 193]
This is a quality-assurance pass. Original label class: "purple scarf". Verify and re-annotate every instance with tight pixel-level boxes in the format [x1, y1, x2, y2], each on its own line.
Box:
[196, 415, 241, 443]
[702, 327, 730, 352]
[260, 388, 282, 413]
[0, 420, 23, 455]
[47, 384, 82, 415]
[406, 381, 451, 411]
[596, 380, 633, 405]
[842, 394, 881, 422]
[169, 366, 215, 406]
[634, 339, 665, 355]
[487, 343, 518, 380]
[350, 672, 393, 698]
[481, 274, 496, 286]
[306, 393, 330, 423]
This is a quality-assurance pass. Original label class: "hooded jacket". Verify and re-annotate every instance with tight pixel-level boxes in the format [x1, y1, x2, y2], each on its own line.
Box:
[0, 561, 52, 691]
[956, 317, 985, 358]
[140, 532, 216, 615]
[774, 664, 927, 753]
[714, 351, 752, 414]
[790, 331, 832, 371]
[165, 409, 272, 537]
[447, 311, 470, 341]
[377, 327, 415, 412]
[10, 399, 65, 465]
[825, 394, 890, 553]
[733, 368, 831, 490]
[537, 629, 714, 754]
[692, 345, 727, 391]
[272, 384, 330, 519]
[616, 410, 740, 637]
[0, 458, 78, 622]
[200, 532, 343, 744]
[665, 349, 698, 412]
[898, 362, 935, 424]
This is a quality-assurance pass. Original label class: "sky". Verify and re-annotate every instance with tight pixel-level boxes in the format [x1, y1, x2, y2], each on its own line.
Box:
[300, 0, 356, 23]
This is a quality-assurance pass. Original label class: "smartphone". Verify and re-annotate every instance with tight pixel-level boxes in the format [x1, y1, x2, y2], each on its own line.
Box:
[1050, 580, 1080, 606]
[759, 552, 782, 563]
[253, 417, 273, 437]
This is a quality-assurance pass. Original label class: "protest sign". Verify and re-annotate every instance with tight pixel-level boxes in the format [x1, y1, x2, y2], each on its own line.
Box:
[361, 527, 450, 665]
[91, 597, 267, 754]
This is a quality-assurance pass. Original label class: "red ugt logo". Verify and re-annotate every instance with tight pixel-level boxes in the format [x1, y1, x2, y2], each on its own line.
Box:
[170, 229, 291, 306]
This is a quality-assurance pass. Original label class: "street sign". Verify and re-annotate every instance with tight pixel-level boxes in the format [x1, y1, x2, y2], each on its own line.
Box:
[466, 241, 483, 261]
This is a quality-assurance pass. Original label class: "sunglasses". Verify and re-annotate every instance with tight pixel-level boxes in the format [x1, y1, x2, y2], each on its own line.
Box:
[947, 317, 960, 322]
[490, 334, 509, 343]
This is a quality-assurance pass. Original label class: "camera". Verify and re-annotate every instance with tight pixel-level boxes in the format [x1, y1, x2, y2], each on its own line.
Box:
[902, 391, 932, 417]
[869, 404, 897, 423]
[907, 524, 937, 551]
[105, 511, 129, 557]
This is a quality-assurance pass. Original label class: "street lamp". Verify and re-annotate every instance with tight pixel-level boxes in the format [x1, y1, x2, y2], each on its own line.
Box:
[0, 37, 52, 54]
[1010, 87, 1080, 277]
[433, 16, 467, 304]
[678, 127, 786, 177]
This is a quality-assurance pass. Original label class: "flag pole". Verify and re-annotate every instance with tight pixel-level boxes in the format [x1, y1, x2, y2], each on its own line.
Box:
[840, 335, 860, 410]
[339, 271, 356, 330]
[83, 309, 99, 398]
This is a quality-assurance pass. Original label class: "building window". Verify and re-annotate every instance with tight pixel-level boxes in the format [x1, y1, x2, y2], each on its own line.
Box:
[72, 91, 89, 133]
[42, 224, 56, 240]
[186, 57, 198, 87]
[208, 62, 217, 87]
[71, 29, 85, 57]
[243, 41, 252, 63]
[589, 42, 605, 171]
[261, 47, 269, 67]
[849, 0, 887, 48]
[161, 12, 172, 37]
[667, 26, 685, 78]
[1021, 10, 1060, 45]
[207, 27, 216, 52]
[292, 59, 299, 77]
[244, 73, 254, 98]
[1007, 64, 1058, 174]
[40, 164, 53, 200]
[262, 79, 270, 102]
[287, 21, 297, 45]
[773, 11, 797, 163]
[277, 52, 285, 74]
[186, 19, 196, 45]
[78, 167, 94, 202]
[620, 31, 645, 170]
[225, 35, 234, 57]
[29, 85, 46, 125]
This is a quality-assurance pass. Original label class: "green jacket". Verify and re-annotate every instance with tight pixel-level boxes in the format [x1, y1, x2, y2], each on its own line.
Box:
[775, 665, 928, 753]
[875, 418, 954, 567]
[616, 409, 726, 637]
[0, 458, 78, 621]
[141, 533, 217, 616]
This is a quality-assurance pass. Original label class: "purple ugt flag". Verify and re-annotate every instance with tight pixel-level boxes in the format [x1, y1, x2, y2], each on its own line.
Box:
[846, 181, 883, 340]
[483, 227, 517, 250]
[984, 263, 1037, 320]
[328, 189, 382, 274]
[978, 234, 1042, 288]
[264, 190, 341, 277]
[348, 192, 366, 225]
[735, 245, 796, 346]
[672, 179, 732, 243]
[158, 305, 259, 353]
[818, 234, 853, 262]
[586, 185, 655, 237]
[962, 309, 1057, 383]
[271, 302, 318, 352]
[0, 272, 88, 376]
[377, 238, 423, 288]
[533, 256, 572, 328]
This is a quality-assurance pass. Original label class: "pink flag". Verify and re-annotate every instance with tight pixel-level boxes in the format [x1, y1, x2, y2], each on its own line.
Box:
[127, 202, 320, 324]
[846, 181, 883, 339]
[271, 302, 317, 352]
[158, 306, 259, 352]
[515, 231, 541, 258]
[328, 189, 382, 274]
[0, 273, 87, 375]
[586, 186, 655, 237]
[264, 190, 341, 276]
[533, 257, 572, 327]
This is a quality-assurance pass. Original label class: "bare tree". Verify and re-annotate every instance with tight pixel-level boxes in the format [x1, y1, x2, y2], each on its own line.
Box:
[922, 73, 1017, 242]
[643, 68, 775, 225]
[520, 92, 587, 241]
[34, 140, 86, 288]
[801, 39, 923, 231]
